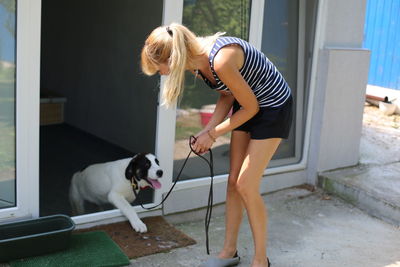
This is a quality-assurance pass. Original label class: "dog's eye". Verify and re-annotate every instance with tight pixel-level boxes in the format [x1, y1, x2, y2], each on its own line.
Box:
[155, 158, 159, 165]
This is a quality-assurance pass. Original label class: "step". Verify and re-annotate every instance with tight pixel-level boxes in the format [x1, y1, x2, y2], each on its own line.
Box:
[318, 162, 400, 226]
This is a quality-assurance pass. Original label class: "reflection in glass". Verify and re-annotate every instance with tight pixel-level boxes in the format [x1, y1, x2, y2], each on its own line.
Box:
[261, 0, 299, 161]
[0, 0, 16, 209]
[174, 0, 252, 180]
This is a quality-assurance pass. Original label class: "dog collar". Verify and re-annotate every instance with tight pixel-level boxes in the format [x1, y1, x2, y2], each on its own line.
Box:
[131, 178, 138, 190]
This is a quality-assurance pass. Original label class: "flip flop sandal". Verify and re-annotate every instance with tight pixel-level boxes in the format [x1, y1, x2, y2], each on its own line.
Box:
[199, 252, 240, 267]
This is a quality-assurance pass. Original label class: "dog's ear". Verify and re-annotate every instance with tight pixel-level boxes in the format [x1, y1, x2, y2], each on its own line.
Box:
[125, 160, 134, 180]
[125, 154, 139, 180]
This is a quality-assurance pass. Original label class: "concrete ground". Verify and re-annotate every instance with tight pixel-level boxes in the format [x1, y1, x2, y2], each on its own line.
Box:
[131, 105, 400, 267]
[129, 187, 400, 267]
[132, 104, 400, 267]
[319, 104, 400, 226]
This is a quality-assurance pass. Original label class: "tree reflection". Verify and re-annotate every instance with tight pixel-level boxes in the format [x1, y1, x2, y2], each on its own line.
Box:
[180, 0, 251, 109]
[173, 0, 252, 179]
[183, 0, 251, 39]
[0, 0, 15, 208]
[0, 0, 16, 36]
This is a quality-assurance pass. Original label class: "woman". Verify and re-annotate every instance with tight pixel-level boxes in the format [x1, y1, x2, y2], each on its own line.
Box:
[141, 23, 292, 267]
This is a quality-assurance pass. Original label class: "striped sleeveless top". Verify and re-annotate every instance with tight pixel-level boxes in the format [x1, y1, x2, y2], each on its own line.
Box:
[200, 36, 291, 108]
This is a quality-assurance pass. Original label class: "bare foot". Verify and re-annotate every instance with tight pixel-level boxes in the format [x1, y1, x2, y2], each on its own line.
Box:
[217, 249, 237, 259]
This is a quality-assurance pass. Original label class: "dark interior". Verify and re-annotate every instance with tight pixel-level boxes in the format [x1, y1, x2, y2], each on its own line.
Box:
[39, 0, 163, 216]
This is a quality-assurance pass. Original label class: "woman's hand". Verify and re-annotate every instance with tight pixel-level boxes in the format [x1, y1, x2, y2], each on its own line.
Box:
[191, 130, 215, 154]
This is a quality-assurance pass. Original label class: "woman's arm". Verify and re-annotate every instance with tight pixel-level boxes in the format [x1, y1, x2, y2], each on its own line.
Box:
[195, 92, 235, 138]
[193, 46, 259, 153]
[210, 46, 259, 138]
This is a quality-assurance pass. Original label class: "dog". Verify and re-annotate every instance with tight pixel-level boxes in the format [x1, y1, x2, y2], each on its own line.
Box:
[69, 153, 163, 233]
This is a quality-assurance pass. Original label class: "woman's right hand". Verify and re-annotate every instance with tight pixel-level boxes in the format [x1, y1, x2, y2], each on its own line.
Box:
[192, 128, 209, 146]
[191, 130, 215, 154]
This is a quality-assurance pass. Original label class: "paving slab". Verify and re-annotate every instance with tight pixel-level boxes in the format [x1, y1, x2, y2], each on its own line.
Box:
[319, 119, 400, 227]
[359, 125, 400, 165]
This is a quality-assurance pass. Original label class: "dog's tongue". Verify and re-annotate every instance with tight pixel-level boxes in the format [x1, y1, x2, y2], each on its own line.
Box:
[149, 179, 161, 189]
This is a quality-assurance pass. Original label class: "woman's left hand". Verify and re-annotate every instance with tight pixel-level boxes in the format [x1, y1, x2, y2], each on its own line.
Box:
[192, 131, 215, 154]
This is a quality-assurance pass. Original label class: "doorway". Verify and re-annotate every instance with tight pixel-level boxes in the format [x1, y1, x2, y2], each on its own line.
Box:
[39, 0, 163, 217]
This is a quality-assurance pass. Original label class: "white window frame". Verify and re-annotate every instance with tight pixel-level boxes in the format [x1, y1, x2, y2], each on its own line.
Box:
[29, 0, 185, 226]
[0, 0, 42, 221]
[73, 1, 182, 225]
[264, 0, 306, 169]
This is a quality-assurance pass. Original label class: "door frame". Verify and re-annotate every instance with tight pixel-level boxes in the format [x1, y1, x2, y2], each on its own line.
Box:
[163, 0, 308, 194]
[0, 0, 41, 221]
[74, 0, 182, 226]
[155, 0, 268, 198]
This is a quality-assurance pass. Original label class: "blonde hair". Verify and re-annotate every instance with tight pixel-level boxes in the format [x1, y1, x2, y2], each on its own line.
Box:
[141, 23, 224, 107]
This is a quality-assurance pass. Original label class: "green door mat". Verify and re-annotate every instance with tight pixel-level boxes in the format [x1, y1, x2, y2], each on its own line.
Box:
[9, 231, 130, 267]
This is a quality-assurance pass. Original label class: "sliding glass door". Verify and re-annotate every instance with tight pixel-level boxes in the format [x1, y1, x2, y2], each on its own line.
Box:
[173, 0, 253, 180]
[0, 0, 41, 221]
[173, 0, 304, 181]
[0, 0, 16, 210]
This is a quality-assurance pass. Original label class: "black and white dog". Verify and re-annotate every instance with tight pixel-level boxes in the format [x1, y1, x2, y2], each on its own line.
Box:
[69, 153, 163, 233]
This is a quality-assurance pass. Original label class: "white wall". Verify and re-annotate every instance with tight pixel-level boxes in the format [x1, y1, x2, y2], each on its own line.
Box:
[317, 48, 370, 171]
[324, 0, 366, 47]
[307, 0, 370, 181]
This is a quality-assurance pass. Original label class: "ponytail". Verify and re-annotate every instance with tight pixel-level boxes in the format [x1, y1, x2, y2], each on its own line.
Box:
[162, 23, 191, 107]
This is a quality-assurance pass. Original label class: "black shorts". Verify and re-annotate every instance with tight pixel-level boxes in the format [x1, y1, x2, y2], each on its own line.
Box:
[233, 96, 293, 140]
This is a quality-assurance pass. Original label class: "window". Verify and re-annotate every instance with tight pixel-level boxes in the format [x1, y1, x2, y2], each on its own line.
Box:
[261, 0, 300, 165]
[0, 0, 16, 209]
[173, 0, 252, 180]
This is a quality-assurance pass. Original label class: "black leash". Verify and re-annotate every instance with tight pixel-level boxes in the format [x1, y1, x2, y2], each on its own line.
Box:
[133, 136, 215, 255]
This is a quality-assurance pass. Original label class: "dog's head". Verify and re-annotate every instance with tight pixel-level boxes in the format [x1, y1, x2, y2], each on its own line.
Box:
[125, 153, 163, 190]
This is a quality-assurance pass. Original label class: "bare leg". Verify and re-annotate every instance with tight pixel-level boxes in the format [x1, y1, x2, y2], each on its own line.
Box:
[236, 138, 281, 267]
[219, 130, 250, 258]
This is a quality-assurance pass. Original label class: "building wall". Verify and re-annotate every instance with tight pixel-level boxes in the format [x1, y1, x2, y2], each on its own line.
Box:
[324, 0, 366, 47]
[307, 0, 370, 181]
[316, 48, 370, 172]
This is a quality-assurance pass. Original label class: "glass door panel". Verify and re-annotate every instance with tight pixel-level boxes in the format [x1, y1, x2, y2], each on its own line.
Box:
[0, 0, 16, 209]
[261, 0, 300, 163]
[173, 0, 252, 180]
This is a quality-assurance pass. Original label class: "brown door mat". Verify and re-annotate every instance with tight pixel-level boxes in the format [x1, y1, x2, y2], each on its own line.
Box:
[74, 216, 196, 259]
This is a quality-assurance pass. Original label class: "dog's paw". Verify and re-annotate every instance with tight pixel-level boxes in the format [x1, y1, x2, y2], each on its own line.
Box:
[130, 219, 147, 233]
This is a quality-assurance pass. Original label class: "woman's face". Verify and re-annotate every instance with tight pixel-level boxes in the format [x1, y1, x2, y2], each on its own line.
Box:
[157, 62, 170, 76]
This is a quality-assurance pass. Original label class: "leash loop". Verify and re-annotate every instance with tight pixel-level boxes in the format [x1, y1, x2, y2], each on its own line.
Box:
[133, 135, 215, 254]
